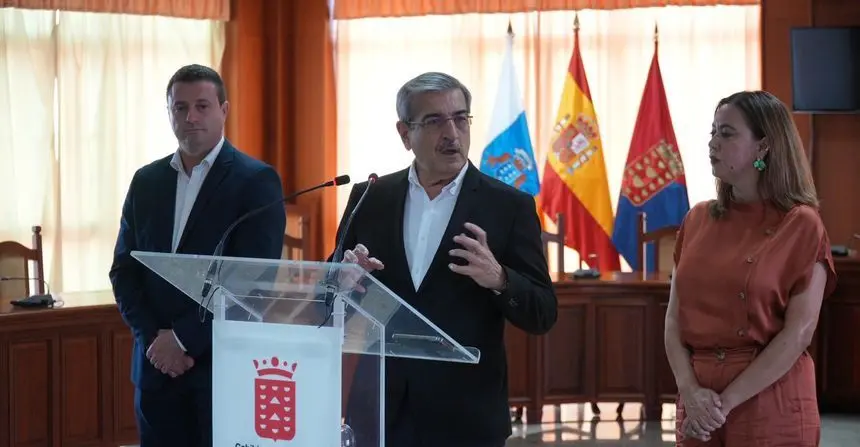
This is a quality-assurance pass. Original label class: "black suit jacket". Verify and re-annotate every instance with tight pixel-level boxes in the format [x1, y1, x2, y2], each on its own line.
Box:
[109, 141, 287, 390]
[336, 163, 557, 444]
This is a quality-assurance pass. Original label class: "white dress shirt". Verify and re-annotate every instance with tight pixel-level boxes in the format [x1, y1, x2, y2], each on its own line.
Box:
[403, 162, 469, 290]
[169, 136, 225, 252]
[167, 136, 225, 351]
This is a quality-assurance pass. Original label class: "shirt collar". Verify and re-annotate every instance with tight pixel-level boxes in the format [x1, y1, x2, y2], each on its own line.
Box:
[170, 136, 226, 173]
[407, 160, 469, 196]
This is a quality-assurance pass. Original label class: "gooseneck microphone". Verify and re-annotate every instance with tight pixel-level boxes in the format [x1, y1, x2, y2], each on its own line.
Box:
[332, 173, 378, 265]
[2, 276, 55, 307]
[199, 175, 351, 310]
[1, 276, 51, 294]
[321, 173, 378, 325]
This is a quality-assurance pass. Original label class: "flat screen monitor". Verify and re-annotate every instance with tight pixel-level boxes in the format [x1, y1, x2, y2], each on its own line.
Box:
[790, 27, 860, 114]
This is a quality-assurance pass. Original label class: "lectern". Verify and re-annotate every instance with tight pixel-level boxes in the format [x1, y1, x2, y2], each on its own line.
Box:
[131, 251, 480, 447]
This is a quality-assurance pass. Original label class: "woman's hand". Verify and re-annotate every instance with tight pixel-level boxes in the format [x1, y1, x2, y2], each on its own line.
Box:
[681, 416, 711, 441]
[680, 385, 727, 441]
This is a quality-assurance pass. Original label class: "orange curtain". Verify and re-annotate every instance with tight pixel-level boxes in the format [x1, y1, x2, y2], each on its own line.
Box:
[222, 0, 337, 261]
[335, 0, 758, 19]
[2, 0, 229, 20]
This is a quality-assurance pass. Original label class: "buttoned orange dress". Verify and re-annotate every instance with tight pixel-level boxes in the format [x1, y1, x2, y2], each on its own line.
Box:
[672, 200, 837, 446]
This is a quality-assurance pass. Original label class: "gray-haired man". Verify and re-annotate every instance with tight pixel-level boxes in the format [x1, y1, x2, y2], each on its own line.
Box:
[336, 71, 558, 446]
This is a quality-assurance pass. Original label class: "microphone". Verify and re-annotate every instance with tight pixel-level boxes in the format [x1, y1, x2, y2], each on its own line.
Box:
[323, 173, 378, 315]
[2, 276, 55, 307]
[332, 173, 378, 264]
[199, 175, 351, 303]
[1, 276, 51, 294]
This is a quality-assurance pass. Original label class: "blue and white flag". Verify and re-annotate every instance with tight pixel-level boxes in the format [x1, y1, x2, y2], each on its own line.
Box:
[479, 28, 540, 196]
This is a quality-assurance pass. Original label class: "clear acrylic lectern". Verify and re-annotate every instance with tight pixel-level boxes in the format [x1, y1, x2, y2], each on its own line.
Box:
[131, 250, 480, 447]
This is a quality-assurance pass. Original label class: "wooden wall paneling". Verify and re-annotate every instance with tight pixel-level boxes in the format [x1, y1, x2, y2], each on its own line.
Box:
[0, 334, 8, 447]
[655, 302, 677, 402]
[761, 0, 860, 240]
[643, 295, 661, 418]
[111, 329, 138, 443]
[504, 324, 531, 410]
[594, 301, 646, 401]
[819, 259, 860, 412]
[807, 0, 860, 245]
[8, 335, 54, 446]
[59, 331, 103, 444]
[539, 299, 589, 422]
[0, 295, 141, 447]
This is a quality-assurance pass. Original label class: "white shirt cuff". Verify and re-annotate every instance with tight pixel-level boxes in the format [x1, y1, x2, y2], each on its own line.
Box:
[172, 330, 187, 352]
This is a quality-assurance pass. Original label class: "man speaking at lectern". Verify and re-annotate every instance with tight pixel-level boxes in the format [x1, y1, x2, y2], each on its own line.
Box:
[335, 72, 558, 447]
[109, 64, 286, 447]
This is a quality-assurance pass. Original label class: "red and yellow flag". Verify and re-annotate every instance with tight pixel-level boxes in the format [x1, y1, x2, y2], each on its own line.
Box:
[539, 20, 620, 273]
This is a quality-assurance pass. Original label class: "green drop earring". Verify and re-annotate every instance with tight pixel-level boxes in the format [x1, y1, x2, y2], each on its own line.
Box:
[753, 158, 767, 171]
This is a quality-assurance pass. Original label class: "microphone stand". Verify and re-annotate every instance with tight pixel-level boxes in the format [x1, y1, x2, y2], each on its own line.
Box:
[198, 175, 350, 323]
[319, 174, 377, 328]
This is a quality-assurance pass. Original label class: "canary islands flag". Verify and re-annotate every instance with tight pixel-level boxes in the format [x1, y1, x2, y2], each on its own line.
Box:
[612, 31, 690, 272]
[480, 26, 540, 196]
[539, 17, 620, 273]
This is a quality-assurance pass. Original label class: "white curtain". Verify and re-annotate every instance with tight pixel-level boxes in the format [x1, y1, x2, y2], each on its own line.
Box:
[0, 8, 57, 288]
[53, 12, 225, 292]
[0, 8, 225, 293]
[335, 5, 760, 271]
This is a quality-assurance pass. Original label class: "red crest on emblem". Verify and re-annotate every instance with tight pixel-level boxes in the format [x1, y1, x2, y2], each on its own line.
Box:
[253, 356, 298, 441]
[620, 139, 685, 205]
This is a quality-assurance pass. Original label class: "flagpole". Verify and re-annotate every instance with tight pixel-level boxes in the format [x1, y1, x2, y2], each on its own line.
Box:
[500, 17, 546, 230]
[654, 21, 659, 51]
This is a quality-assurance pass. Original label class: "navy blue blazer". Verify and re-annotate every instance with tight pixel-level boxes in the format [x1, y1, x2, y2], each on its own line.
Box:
[109, 141, 286, 390]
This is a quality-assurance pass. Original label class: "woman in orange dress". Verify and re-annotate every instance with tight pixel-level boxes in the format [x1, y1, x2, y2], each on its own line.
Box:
[665, 90, 837, 446]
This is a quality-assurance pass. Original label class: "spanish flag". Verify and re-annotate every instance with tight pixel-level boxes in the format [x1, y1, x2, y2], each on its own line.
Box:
[539, 16, 620, 273]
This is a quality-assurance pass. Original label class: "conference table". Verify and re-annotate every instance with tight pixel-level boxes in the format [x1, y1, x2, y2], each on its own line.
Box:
[1, 257, 858, 446]
[0, 290, 138, 447]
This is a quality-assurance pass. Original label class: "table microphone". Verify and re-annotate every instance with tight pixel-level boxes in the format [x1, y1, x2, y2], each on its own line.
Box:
[2, 276, 55, 307]
[199, 175, 351, 304]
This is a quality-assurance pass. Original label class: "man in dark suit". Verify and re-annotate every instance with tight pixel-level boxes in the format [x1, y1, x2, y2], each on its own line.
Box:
[336, 72, 558, 447]
[109, 64, 286, 447]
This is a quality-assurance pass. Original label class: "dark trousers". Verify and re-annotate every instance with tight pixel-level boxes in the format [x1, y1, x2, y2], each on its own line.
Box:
[134, 379, 212, 447]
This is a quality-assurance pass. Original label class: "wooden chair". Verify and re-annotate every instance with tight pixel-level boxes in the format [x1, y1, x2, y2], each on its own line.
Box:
[541, 212, 566, 274]
[635, 212, 679, 275]
[0, 226, 45, 299]
[283, 203, 312, 260]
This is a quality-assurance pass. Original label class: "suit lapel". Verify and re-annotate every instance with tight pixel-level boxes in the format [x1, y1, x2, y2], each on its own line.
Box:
[386, 170, 413, 293]
[154, 161, 178, 253]
[176, 143, 235, 251]
[416, 163, 481, 295]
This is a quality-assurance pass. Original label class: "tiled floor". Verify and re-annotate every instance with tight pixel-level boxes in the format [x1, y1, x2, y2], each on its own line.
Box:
[121, 402, 859, 446]
[506, 402, 860, 446]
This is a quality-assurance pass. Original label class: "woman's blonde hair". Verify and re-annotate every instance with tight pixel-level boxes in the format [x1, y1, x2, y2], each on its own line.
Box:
[709, 90, 819, 218]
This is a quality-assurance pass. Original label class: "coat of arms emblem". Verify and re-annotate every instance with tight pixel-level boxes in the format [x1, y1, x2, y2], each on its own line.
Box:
[254, 356, 298, 441]
[483, 147, 536, 190]
[620, 139, 685, 205]
[551, 113, 600, 176]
